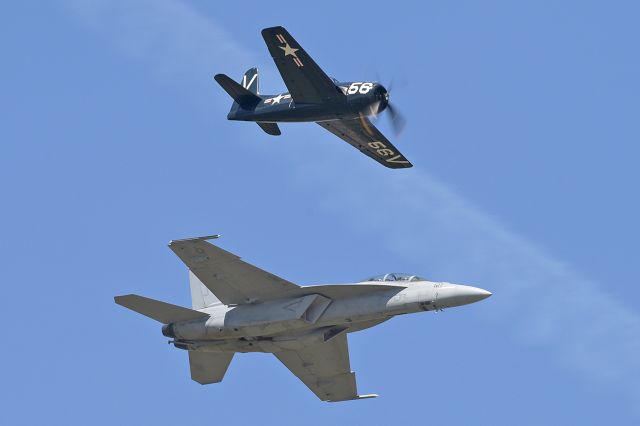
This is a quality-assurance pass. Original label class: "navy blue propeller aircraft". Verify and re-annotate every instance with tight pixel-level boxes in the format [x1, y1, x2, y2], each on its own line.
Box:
[214, 26, 411, 169]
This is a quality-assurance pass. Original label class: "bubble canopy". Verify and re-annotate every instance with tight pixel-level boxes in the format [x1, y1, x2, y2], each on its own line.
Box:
[362, 273, 426, 282]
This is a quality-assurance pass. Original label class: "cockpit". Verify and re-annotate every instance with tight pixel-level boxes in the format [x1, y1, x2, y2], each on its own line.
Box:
[362, 273, 426, 283]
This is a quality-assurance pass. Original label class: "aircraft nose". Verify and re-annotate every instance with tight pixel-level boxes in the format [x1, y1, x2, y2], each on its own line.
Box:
[454, 285, 492, 306]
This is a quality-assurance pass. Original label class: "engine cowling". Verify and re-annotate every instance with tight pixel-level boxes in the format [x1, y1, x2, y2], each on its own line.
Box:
[372, 84, 389, 114]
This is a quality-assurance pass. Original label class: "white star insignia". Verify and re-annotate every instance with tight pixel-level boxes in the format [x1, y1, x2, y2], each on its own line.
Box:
[279, 43, 299, 58]
[271, 94, 285, 104]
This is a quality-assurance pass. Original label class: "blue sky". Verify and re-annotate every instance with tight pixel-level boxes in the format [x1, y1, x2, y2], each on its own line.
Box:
[2, 1, 639, 424]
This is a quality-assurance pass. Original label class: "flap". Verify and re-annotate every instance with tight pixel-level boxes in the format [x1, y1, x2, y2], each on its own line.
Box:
[274, 334, 375, 402]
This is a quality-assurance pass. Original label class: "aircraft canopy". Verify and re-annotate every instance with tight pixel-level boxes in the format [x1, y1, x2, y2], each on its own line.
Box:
[363, 273, 426, 283]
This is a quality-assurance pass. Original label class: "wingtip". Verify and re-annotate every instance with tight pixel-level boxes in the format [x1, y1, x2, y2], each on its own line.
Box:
[384, 162, 413, 170]
[357, 394, 379, 400]
[326, 393, 379, 402]
[168, 234, 221, 246]
[213, 73, 228, 84]
[261, 25, 283, 33]
[114, 294, 134, 305]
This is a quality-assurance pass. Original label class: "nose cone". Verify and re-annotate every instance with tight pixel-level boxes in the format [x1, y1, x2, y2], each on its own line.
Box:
[373, 85, 389, 113]
[454, 285, 492, 306]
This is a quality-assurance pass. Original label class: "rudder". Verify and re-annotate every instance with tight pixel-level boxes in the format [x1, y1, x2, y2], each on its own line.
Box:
[189, 270, 222, 309]
[241, 67, 259, 94]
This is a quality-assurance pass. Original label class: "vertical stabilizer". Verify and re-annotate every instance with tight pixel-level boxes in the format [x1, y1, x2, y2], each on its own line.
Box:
[241, 67, 259, 94]
[189, 351, 234, 384]
[189, 270, 222, 309]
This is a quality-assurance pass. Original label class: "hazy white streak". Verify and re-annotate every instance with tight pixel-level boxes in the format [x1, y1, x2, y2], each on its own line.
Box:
[298, 164, 640, 402]
[63, 0, 253, 83]
[62, 0, 640, 406]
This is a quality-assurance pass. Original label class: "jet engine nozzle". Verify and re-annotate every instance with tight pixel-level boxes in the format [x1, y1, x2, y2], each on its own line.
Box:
[162, 323, 176, 338]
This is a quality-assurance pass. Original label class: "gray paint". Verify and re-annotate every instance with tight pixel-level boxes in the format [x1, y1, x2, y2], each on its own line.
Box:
[115, 237, 491, 401]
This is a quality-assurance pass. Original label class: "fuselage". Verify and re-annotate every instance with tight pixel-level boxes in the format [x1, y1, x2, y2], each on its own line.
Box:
[228, 81, 388, 123]
[163, 279, 491, 354]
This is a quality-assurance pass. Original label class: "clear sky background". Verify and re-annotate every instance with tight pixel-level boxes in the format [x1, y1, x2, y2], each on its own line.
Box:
[2, 1, 639, 424]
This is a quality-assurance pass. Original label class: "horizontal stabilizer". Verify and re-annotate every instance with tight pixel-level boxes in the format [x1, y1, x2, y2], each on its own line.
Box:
[114, 294, 209, 324]
[257, 122, 281, 136]
[214, 74, 261, 109]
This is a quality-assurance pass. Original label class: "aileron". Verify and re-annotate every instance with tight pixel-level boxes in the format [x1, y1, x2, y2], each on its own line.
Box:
[274, 334, 374, 402]
[318, 118, 412, 168]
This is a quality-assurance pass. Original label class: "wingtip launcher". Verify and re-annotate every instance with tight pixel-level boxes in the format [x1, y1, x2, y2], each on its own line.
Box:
[327, 393, 379, 403]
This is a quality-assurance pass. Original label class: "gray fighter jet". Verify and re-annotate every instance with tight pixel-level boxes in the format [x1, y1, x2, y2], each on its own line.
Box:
[115, 236, 491, 402]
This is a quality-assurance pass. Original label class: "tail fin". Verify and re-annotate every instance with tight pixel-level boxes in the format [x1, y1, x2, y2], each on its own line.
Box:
[189, 270, 223, 309]
[189, 351, 234, 384]
[241, 67, 259, 94]
[214, 73, 261, 109]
